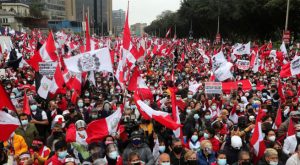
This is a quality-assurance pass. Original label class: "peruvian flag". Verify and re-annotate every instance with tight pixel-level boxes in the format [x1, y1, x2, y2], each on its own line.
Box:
[86, 106, 123, 144]
[66, 123, 88, 146]
[49, 65, 65, 95]
[23, 92, 31, 115]
[287, 119, 295, 137]
[38, 31, 58, 62]
[128, 67, 153, 100]
[250, 109, 266, 164]
[280, 56, 300, 78]
[165, 28, 171, 38]
[134, 92, 181, 130]
[272, 108, 282, 130]
[0, 83, 15, 111]
[0, 111, 20, 141]
[169, 87, 182, 138]
[26, 50, 43, 72]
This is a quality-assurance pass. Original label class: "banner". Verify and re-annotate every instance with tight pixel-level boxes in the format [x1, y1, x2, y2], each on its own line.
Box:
[214, 62, 233, 81]
[64, 47, 113, 73]
[39, 62, 57, 78]
[212, 51, 227, 72]
[233, 42, 251, 55]
[205, 82, 222, 94]
[236, 60, 250, 70]
[291, 56, 300, 76]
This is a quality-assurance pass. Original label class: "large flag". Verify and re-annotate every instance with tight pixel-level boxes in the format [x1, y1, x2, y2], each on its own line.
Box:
[250, 109, 266, 164]
[280, 42, 287, 56]
[0, 111, 20, 141]
[128, 67, 153, 100]
[38, 31, 58, 61]
[280, 56, 300, 78]
[86, 107, 122, 144]
[64, 47, 114, 73]
[214, 62, 233, 81]
[169, 87, 182, 138]
[232, 42, 251, 55]
[134, 92, 181, 130]
[49, 65, 65, 95]
[0, 83, 15, 111]
[272, 108, 282, 130]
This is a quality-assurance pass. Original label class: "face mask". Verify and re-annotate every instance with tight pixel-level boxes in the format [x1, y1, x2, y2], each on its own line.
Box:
[58, 150, 68, 159]
[204, 133, 209, 139]
[173, 146, 182, 154]
[211, 105, 217, 110]
[158, 145, 166, 153]
[193, 114, 199, 120]
[218, 159, 227, 165]
[85, 93, 90, 97]
[204, 115, 211, 120]
[241, 161, 251, 165]
[188, 95, 193, 99]
[10, 95, 15, 99]
[191, 135, 198, 142]
[252, 87, 257, 91]
[78, 102, 83, 108]
[186, 109, 191, 114]
[268, 135, 276, 142]
[30, 105, 37, 111]
[132, 139, 141, 146]
[187, 160, 197, 165]
[91, 114, 98, 119]
[269, 161, 278, 165]
[108, 151, 119, 160]
[21, 120, 28, 126]
[161, 162, 171, 165]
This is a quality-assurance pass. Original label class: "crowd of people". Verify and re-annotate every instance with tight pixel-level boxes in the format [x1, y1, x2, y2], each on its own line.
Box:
[0, 28, 300, 165]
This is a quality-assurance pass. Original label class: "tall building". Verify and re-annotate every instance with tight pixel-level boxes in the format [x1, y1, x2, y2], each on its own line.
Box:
[131, 23, 147, 37]
[112, 9, 125, 36]
[65, 0, 76, 21]
[41, 0, 66, 20]
[74, 0, 112, 36]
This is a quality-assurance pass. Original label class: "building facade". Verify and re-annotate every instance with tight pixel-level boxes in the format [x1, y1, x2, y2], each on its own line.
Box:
[41, 0, 66, 20]
[112, 9, 125, 36]
[131, 23, 147, 37]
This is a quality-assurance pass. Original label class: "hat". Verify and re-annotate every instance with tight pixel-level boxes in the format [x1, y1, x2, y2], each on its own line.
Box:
[54, 140, 67, 151]
[75, 120, 86, 129]
[231, 136, 242, 149]
[130, 130, 142, 139]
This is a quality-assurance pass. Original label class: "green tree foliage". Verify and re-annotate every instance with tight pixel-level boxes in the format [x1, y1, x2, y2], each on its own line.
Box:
[29, 0, 46, 18]
[144, 0, 300, 41]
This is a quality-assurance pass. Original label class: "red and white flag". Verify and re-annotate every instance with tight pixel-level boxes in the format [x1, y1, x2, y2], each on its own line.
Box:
[165, 28, 171, 38]
[280, 56, 300, 78]
[0, 83, 15, 111]
[86, 106, 123, 144]
[66, 123, 88, 146]
[0, 110, 20, 141]
[49, 65, 65, 95]
[134, 92, 181, 130]
[169, 87, 182, 138]
[85, 14, 91, 52]
[250, 109, 266, 164]
[38, 31, 58, 62]
[128, 67, 153, 100]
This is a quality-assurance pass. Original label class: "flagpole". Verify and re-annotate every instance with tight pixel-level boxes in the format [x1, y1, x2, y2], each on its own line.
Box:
[285, 0, 290, 31]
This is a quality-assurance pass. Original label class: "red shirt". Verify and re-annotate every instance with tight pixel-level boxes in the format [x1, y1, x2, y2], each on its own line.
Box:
[45, 154, 64, 165]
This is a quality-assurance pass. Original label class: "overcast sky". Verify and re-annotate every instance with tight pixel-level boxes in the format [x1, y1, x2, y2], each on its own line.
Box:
[113, 0, 181, 25]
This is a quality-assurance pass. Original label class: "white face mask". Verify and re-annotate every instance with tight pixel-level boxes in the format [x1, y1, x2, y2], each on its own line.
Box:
[268, 135, 276, 142]
[161, 162, 171, 165]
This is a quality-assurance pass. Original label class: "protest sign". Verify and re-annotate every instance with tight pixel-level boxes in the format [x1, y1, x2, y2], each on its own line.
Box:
[205, 82, 222, 94]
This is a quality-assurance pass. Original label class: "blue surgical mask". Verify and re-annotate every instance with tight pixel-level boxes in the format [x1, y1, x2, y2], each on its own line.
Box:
[269, 161, 278, 165]
[108, 151, 119, 160]
[217, 159, 227, 165]
[78, 102, 83, 108]
[204, 133, 209, 139]
[186, 109, 191, 114]
[193, 114, 199, 120]
[161, 162, 170, 165]
[30, 105, 37, 111]
[58, 150, 68, 159]
[191, 135, 198, 142]
[21, 120, 28, 126]
[159, 145, 166, 153]
[188, 95, 193, 99]
[204, 115, 211, 120]
[10, 95, 15, 99]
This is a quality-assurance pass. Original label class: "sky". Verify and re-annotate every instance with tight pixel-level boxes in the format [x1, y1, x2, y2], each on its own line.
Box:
[113, 0, 181, 26]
